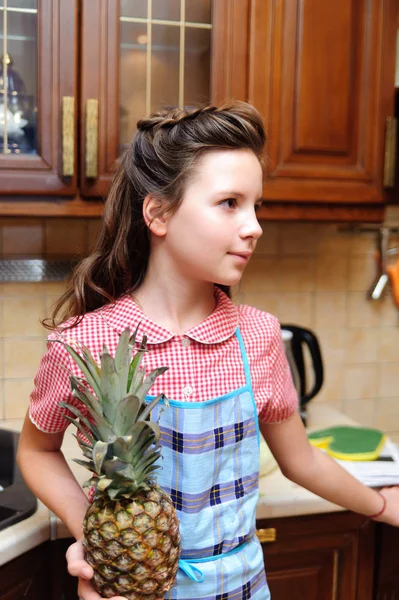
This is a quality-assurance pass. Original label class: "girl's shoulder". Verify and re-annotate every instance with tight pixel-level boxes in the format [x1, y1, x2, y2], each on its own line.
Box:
[46, 295, 136, 347]
[236, 302, 282, 350]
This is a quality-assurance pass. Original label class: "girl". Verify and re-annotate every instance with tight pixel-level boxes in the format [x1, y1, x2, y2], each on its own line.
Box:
[17, 101, 399, 600]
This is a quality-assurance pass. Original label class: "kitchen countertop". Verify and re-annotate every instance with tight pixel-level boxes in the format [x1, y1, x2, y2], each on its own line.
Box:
[0, 403, 358, 566]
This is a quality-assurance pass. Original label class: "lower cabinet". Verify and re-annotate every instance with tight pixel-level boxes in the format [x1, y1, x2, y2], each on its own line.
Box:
[257, 512, 375, 600]
[0, 543, 52, 600]
[2, 515, 399, 600]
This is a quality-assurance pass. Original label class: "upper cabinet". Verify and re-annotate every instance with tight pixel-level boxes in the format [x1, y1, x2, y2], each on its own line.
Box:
[250, 0, 398, 221]
[0, 0, 78, 196]
[78, 0, 246, 198]
[0, 0, 397, 221]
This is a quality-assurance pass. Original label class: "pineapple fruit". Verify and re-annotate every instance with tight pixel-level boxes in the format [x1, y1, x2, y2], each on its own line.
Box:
[55, 328, 181, 599]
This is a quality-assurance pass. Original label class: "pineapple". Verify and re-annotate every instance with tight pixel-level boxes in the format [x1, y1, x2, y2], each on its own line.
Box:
[54, 328, 181, 600]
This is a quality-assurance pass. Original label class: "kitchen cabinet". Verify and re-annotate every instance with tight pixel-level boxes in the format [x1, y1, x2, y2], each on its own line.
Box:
[0, 0, 245, 215]
[251, 0, 398, 223]
[0, 0, 397, 221]
[0, 0, 79, 197]
[0, 542, 51, 600]
[257, 512, 375, 600]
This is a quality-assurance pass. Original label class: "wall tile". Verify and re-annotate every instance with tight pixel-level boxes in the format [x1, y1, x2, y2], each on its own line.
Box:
[378, 328, 399, 362]
[341, 398, 375, 428]
[314, 292, 347, 328]
[2, 282, 46, 296]
[348, 255, 376, 292]
[3, 296, 46, 337]
[280, 223, 318, 255]
[342, 364, 378, 400]
[347, 292, 382, 328]
[314, 363, 344, 405]
[255, 223, 280, 256]
[317, 226, 352, 255]
[346, 329, 380, 364]
[316, 254, 348, 291]
[378, 363, 399, 398]
[4, 338, 44, 379]
[315, 329, 346, 365]
[374, 397, 399, 432]
[4, 379, 32, 419]
[0, 381, 4, 419]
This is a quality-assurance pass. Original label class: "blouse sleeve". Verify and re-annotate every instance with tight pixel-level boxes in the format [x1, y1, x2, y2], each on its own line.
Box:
[29, 336, 87, 433]
[250, 312, 299, 424]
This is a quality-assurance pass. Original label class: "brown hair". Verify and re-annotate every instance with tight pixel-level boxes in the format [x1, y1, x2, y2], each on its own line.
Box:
[44, 101, 266, 330]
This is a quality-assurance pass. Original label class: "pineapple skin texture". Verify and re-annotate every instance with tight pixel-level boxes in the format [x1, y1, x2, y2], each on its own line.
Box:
[84, 486, 181, 600]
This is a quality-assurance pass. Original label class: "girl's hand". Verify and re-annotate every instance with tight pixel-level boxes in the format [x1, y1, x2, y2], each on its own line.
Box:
[374, 487, 399, 527]
[66, 539, 126, 600]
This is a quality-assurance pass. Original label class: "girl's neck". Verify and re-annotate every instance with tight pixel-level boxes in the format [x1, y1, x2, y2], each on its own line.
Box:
[133, 277, 216, 335]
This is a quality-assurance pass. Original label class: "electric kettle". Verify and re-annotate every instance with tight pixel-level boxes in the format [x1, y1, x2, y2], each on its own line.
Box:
[280, 324, 324, 425]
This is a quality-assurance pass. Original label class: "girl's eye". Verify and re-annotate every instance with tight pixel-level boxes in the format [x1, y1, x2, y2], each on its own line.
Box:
[220, 198, 237, 209]
[254, 202, 262, 213]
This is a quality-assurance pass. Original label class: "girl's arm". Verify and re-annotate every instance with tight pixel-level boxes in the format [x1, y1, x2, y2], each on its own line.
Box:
[260, 410, 399, 525]
[17, 411, 88, 540]
[16, 411, 162, 600]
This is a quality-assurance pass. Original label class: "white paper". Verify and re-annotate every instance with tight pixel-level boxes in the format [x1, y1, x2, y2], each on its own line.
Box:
[333, 439, 399, 487]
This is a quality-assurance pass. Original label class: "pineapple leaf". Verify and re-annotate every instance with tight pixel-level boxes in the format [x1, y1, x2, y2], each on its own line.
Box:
[70, 376, 103, 418]
[113, 395, 141, 437]
[100, 352, 121, 424]
[59, 401, 101, 440]
[127, 351, 145, 395]
[71, 433, 93, 450]
[114, 329, 131, 394]
[93, 440, 109, 475]
[133, 449, 161, 474]
[107, 487, 120, 500]
[138, 393, 166, 422]
[62, 415, 96, 446]
[112, 436, 133, 462]
[96, 477, 113, 491]
[72, 458, 96, 472]
[136, 367, 168, 400]
[51, 340, 103, 401]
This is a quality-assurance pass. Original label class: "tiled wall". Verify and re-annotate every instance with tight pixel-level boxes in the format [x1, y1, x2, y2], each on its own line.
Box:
[0, 217, 399, 442]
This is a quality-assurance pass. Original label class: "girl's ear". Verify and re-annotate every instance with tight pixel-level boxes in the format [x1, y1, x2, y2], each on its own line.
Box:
[142, 195, 168, 236]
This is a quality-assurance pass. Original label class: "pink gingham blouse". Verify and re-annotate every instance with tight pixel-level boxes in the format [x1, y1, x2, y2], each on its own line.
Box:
[29, 288, 298, 432]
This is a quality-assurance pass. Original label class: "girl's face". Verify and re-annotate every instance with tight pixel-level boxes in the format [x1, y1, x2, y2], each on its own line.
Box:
[162, 148, 263, 287]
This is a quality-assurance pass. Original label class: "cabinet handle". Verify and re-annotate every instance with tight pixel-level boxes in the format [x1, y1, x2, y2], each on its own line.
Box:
[85, 99, 99, 178]
[383, 116, 397, 188]
[256, 528, 277, 543]
[61, 96, 75, 177]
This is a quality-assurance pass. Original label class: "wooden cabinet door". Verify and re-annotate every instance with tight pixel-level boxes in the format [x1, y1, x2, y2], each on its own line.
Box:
[249, 0, 397, 220]
[79, 0, 250, 198]
[0, 543, 51, 600]
[258, 512, 375, 600]
[0, 0, 78, 196]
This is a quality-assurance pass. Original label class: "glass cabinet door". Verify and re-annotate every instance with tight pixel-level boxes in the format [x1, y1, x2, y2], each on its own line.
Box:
[0, 0, 78, 196]
[80, 0, 249, 198]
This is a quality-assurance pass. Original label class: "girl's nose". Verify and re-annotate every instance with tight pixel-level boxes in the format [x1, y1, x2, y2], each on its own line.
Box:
[240, 212, 263, 240]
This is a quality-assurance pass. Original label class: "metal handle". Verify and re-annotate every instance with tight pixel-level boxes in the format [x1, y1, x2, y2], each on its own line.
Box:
[61, 96, 75, 177]
[383, 116, 397, 188]
[85, 99, 99, 178]
[256, 528, 277, 543]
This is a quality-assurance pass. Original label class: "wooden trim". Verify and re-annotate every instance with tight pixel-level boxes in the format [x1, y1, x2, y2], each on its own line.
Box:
[0, 0, 79, 196]
[257, 203, 385, 222]
[0, 198, 104, 217]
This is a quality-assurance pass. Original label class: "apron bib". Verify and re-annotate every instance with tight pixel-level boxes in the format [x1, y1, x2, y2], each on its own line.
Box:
[149, 328, 271, 600]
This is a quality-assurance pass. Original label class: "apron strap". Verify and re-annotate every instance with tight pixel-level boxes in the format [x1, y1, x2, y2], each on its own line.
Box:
[178, 559, 205, 582]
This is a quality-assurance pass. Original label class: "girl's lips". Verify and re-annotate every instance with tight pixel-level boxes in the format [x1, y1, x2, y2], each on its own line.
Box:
[228, 252, 252, 263]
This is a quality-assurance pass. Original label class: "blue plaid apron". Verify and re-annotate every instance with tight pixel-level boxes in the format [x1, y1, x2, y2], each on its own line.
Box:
[149, 328, 270, 600]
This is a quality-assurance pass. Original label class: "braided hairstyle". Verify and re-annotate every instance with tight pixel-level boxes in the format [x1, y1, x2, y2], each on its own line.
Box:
[45, 101, 266, 329]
